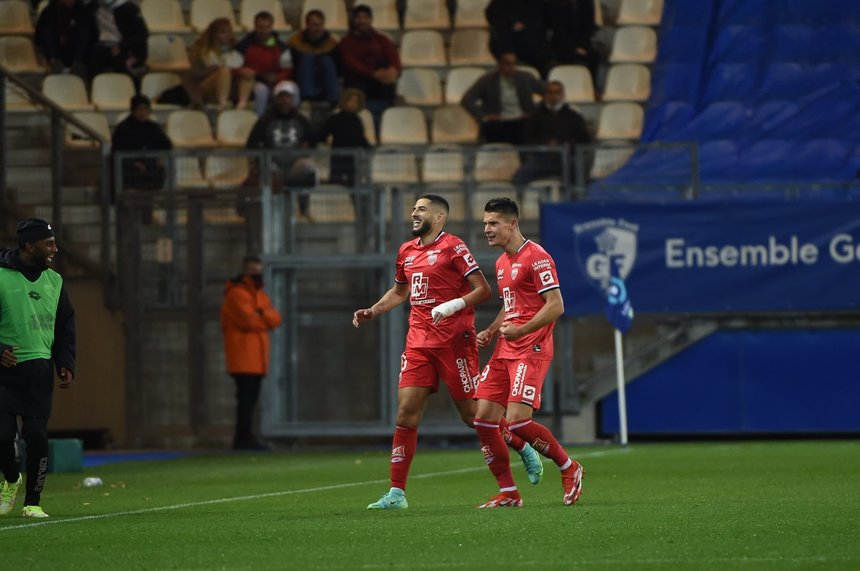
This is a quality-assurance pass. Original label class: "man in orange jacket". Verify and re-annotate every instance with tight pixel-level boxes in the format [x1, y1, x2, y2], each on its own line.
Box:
[221, 255, 282, 450]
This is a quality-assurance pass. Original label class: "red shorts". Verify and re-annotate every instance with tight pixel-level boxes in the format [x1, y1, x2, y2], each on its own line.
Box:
[474, 357, 551, 410]
[398, 343, 480, 401]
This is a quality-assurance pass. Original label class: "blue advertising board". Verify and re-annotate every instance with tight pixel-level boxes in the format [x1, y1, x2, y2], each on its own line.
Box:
[540, 200, 860, 314]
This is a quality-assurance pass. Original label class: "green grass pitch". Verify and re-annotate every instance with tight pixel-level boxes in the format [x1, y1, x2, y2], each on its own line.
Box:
[1, 440, 858, 570]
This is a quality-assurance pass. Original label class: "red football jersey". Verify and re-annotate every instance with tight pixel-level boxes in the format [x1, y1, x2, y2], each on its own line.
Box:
[492, 239, 561, 360]
[395, 232, 481, 348]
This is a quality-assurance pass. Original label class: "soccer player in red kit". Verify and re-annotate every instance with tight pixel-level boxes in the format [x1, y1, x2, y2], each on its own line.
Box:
[353, 194, 544, 510]
[473, 197, 583, 508]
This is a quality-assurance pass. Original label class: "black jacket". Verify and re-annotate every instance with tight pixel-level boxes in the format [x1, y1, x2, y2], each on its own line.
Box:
[112, 115, 173, 153]
[34, 0, 94, 65]
[94, 0, 149, 62]
[523, 103, 592, 147]
[318, 111, 370, 149]
[461, 70, 545, 121]
[0, 248, 76, 376]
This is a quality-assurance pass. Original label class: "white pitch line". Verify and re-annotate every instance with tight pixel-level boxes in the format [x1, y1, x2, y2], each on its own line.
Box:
[0, 447, 629, 532]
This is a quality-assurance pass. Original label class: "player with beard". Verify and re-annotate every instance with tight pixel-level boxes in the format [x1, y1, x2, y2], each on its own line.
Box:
[353, 195, 544, 510]
[0, 219, 76, 518]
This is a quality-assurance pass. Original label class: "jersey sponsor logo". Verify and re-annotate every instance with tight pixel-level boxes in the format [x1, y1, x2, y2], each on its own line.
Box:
[532, 258, 552, 271]
[454, 243, 469, 254]
[512, 362, 527, 396]
[456, 358, 474, 394]
[481, 444, 495, 465]
[539, 270, 555, 286]
[391, 445, 407, 463]
[532, 344, 542, 353]
[27, 291, 42, 301]
[463, 253, 477, 267]
[503, 287, 516, 315]
[523, 384, 537, 402]
[411, 272, 429, 299]
[497, 269, 504, 281]
[428, 254, 438, 265]
[531, 437, 550, 455]
[29, 314, 54, 331]
[404, 255, 415, 267]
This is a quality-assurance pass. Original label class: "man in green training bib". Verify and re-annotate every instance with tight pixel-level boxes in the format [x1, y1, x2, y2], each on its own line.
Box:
[0, 219, 76, 519]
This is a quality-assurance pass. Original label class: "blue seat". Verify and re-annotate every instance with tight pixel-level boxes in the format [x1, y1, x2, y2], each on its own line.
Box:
[660, 0, 713, 27]
[737, 139, 795, 181]
[708, 26, 766, 65]
[778, 0, 860, 24]
[772, 25, 816, 63]
[642, 101, 695, 141]
[657, 26, 710, 64]
[702, 63, 758, 103]
[698, 140, 740, 182]
[747, 100, 800, 139]
[680, 101, 749, 139]
[789, 139, 848, 179]
[649, 64, 701, 105]
[817, 24, 860, 63]
[716, 0, 771, 26]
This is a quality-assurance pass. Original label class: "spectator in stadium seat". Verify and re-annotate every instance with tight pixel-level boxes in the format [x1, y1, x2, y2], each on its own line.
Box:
[288, 9, 341, 106]
[338, 4, 401, 133]
[317, 88, 371, 190]
[461, 52, 545, 145]
[111, 95, 173, 224]
[236, 11, 294, 116]
[0, 218, 76, 519]
[513, 80, 591, 185]
[34, 0, 95, 77]
[185, 18, 253, 111]
[485, 0, 554, 77]
[353, 194, 542, 511]
[246, 81, 318, 221]
[89, 0, 149, 80]
[221, 254, 282, 451]
[546, 0, 599, 81]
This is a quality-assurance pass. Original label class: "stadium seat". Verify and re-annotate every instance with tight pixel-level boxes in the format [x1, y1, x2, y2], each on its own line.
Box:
[616, 0, 664, 26]
[679, 101, 748, 139]
[0, 36, 42, 73]
[65, 111, 111, 148]
[239, 0, 291, 32]
[380, 106, 428, 145]
[595, 103, 644, 140]
[602, 64, 651, 102]
[360, 0, 399, 32]
[649, 63, 700, 105]
[448, 29, 494, 66]
[308, 187, 357, 222]
[147, 35, 191, 72]
[140, 0, 190, 33]
[431, 105, 479, 144]
[0, 0, 33, 36]
[141, 72, 183, 108]
[397, 68, 443, 106]
[454, 0, 489, 28]
[358, 108, 378, 146]
[371, 146, 419, 184]
[593, 0, 604, 26]
[91, 73, 136, 111]
[216, 109, 258, 146]
[166, 110, 217, 147]
[190, 0, 239, 32]
[548, 65, 595, 103]
[399, 30, 447, 67]
[736, 139, 794, 181]
[790, 139, 848, 180]
[42, 74, 93, 111]
[175, 156, 210, 187]
[701, 63, 756, 103]
[710, 25, 767, 65]
[589, 145, 634, 179]
[205, 155, 250, 188]
[640, 100, 694, 142]
[301, 0, 348, 32]
[404, 0, 450, 30]
[698, 140, 739, 182]
[444, 66, 485, 103]
[609, 26, 657, 64]
[474, 143, 520, 182]
[421, 144, 466, 185]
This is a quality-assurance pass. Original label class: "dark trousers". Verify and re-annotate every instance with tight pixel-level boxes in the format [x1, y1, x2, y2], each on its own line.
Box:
[0, 414, 49, 507]
[232, 374, 263, 445]
[480, 118, 528, 145]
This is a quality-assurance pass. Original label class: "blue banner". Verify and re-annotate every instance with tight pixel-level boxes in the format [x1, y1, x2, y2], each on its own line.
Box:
[540, 200, 860, 314]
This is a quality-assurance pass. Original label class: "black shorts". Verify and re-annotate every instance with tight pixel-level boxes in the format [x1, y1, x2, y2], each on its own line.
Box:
[0, 358, 54, 418]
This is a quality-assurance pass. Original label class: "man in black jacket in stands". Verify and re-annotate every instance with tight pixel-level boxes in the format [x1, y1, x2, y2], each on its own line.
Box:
[89, 0, 149, 79]
[513, 80, 592, 184]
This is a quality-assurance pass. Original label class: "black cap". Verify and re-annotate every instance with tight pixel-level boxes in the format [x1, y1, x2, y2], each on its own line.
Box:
[130, 94, 151, 112]
[353, 4, 372, 18]
[17, 218, 55, 246]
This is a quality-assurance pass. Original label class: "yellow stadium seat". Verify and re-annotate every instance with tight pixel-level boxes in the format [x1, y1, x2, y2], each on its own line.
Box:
[147, 35, 191, 72]
[431, 105, 478, 144]
[616, 0, 664, 26]
[43, 74, 93, 111]
[399, 30, 446, 67]
[548, 65, 595, 103]
[91, 73, 136, 111]
[239, 0, 291, 32]
[140, 0, 190, 33]
[602, 63, 651, 102]
[141, 72, 184, 108]
[166, 110, 217, 147]
[0, 37, 42, 73]
[190, 0, 239, 32]
[0, 0, 34, 35]
[301, 0, 348, 32]
[380, 106, 428, 145]
[397, 68, 443, 106]
[404, 0, 450, 30]
[216, 109, 258, 146]
[453, 0, 489, 29]
[595, 102, 644, 140]
[65, 111, 111, 148]
[448, 29, 493, 66]
[609, 26, 658, 64]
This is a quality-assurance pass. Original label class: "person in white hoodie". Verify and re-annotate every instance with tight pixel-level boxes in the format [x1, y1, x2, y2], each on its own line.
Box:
[89, 0, 149, 79]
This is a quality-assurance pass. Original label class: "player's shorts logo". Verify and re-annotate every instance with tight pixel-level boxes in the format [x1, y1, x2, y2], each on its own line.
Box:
[523, 384, 537, 403]
[512, 362, 527, 396]
[456, 358, 474, 393]
[391, 445, 406, 463]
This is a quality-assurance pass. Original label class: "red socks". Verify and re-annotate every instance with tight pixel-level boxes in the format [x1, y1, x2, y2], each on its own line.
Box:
[509, 418, 571, 469]
[498, 417, 526, 452]
[474, 418, 517, 491]
[389, 425, 418, 491]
